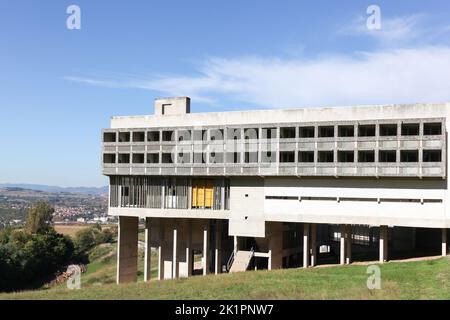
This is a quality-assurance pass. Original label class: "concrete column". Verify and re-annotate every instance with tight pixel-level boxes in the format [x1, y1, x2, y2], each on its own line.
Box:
[234, 236, 238, 252]
[144, 218, 151, 282]
[268, 250, 272, 270]
[203, 225, 208, 276]
[345, 225, 352, 265]
[340, 225, 346, 265]
[215, 222, 222, 274]
[310, 223, 317, 267]
[442, 228, 447, 257]
[379, 225, 388, 263]
[303, 223, 310, 268]
[172, 227, 178, 278]
[116, 216, 138, 284]
[157, 245, 163, 280]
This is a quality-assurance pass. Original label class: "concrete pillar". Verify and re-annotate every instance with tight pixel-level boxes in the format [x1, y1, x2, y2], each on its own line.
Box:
[116, 216, 138, 284]
[340, 224, 346, 265]
[203, 225, 208, 276]
[268, 250, 272, 270]
[144, 218, 151, 282]
[345, 225, 352, 265]
[157, 245, 163, 280]
[442, 228, 447, 257]
[215, 222, 222, 274]
[172, 227, 177, 278]
[379, 225, 388, 263]
[234, 236, 238, 252]
[310, 223, 317, 267]
[303, 223, 310, 268]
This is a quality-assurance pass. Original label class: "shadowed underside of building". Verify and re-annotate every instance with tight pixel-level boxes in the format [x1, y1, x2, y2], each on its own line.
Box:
[102, 97, 450, 283]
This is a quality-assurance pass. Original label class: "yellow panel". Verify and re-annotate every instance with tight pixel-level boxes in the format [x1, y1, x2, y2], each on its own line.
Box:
[191, 185, 197, 208]
[205, 182, 214, 208]
[197, 187, 205, 207]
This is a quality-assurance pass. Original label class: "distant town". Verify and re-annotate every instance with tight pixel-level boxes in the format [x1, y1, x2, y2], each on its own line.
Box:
[0, 185, 114, 228]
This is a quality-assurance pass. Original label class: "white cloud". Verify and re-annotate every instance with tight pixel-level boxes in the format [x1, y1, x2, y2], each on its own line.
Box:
[65, 46, 450, 108]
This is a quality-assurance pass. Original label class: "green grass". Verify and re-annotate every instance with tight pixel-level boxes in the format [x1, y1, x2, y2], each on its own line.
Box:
[1, 256, 449, 300]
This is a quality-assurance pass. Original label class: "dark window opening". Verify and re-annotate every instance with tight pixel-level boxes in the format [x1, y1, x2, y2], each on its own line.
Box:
[162, 130, 175, 142]
[338, 125, 354, 137]
[338, 151, 354, 162]
[103, 132, 116, 143]
[280, 127, 296, 139]
[118, 132, 130, 142]
[147, 153, 159, 164]
[318, 126, 334, 138]
[401, 123, 420, 136]
[298, 151, 314, 162]
[178, 130, 192, 142]
[358, 150, 375, 163]
[400, 150, 418, 162]
[423, 150, 442, 162]
[424, 123, 442, 135]
[118, 153, 130, 164]
[162, 153, 174, 164]
[299, 126, 315, 138]
[379, 124, 397, 136]
[147, 131, 160, 142]
[379, 150, 396, 162]
[132, 132, 145, 142]
[103, 153, 116, 164]
[280, 151, 295, 163]
[318, 151, 334, 162]
[358, 125, 376, 137]
[132, 153, 145, 164]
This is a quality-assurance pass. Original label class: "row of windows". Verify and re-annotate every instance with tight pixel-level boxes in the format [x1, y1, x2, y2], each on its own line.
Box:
[103, 122, 443, 143]
[103, 149, 442, 164]
[265, 195, 443, 203]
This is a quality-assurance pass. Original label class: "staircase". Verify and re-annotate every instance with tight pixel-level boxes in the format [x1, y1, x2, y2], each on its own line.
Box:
[229, 249, 254, 273]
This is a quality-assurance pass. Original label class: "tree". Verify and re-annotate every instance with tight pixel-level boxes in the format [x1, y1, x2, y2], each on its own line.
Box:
[26, 201, 54, 234]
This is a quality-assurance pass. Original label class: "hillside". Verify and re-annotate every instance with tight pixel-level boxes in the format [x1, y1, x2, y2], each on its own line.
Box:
[1, 256, 449, 300]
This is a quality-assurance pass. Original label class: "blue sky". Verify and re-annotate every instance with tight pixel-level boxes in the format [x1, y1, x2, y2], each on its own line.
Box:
[1, 1, 450, 187]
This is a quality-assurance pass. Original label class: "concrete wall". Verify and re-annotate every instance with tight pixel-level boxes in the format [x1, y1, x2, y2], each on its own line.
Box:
[117, 216, 138, 284]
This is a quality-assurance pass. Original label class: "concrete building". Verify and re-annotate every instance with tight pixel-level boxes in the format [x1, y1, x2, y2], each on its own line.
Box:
[102, 97, 450, 284]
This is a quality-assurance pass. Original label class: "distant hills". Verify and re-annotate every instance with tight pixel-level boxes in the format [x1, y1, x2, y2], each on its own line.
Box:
[0, 184, 108, 196]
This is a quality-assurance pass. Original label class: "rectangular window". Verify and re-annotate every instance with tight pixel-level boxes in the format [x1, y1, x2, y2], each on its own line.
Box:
[299, 126, 315, 138]
[178, 152, 191, 164]
[193, 129, 207, 141]
[226, 152, 241, 164]
[162, 153, 174, 164]
[338, 151, 354, 162]
[318, 126, 334, 138]
[400, 150, 418, 162]
[261, 151, 276, 163]
[379, 150, 396, 162]
[226, 128, 241, 140]
[118, 153, 130, 164]
[209, 152, 223, 164]
[423, 150, 442, 162]
[132, 132, 145, 142]
[132, 153, 145, 164]
[280, 151, 295, 163]
[162, 130, 175, 142]
[147, 153, 159, 164]
[298, 151, 314, 162]
[118, 132, 130, 142]
[244, 128, 259, 140]
[379, 124, 397, 136]
[358, 125, 376, 137]
[338, 125, 354, 137]
[280, 127, 296, 139]
[103, 153, 116, 164]
[147, 131, 160, 142]
[358, 150, 375, 163]
[177, 130, 192, 142]
[210, 129, 224, 141]
[401, 123, 420, 136]
[424, 123, 442, 135]
[193, 153, 206, 164]
[244, 152, 258, 163]
[318, 151, 334, 162]
[103, 132, 116, 143]
[262, 127, 277, 139]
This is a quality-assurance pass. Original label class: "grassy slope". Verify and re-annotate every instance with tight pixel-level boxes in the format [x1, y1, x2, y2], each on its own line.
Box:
[1, 257, 449, 300]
